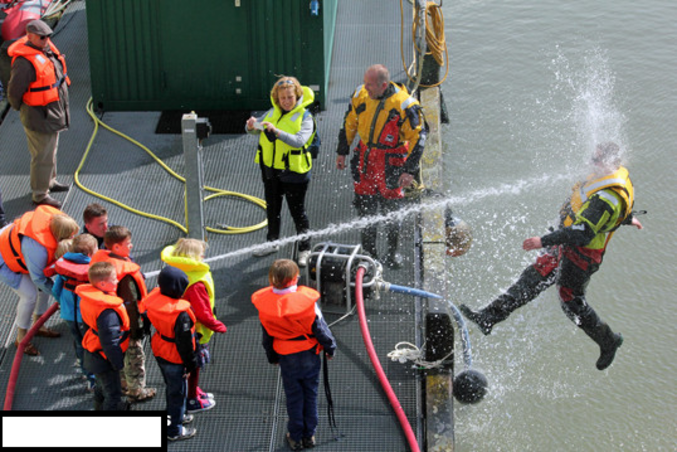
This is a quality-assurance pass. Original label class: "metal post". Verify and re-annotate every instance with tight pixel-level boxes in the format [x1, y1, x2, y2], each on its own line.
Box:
[181, 112, 209, 240]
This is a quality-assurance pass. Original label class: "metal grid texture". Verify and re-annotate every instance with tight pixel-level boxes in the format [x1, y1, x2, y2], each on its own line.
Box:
[0, 1, 428, 451]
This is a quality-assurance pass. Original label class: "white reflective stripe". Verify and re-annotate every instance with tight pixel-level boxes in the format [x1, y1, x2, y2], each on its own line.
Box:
[584, 178, 625, 197]
[354, 85, 364, 98]
[290, 111, 300, 122]
[579, 185, 588, 203]
[401, 96, 416, 110]
[596, 190, 619, 206]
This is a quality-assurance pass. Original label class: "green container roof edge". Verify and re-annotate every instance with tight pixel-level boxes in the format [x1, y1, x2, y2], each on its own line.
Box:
[86, 0, 338, 112]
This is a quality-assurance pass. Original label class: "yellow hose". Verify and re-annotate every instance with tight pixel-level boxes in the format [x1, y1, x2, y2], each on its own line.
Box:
[75, 98, 267, 235]
[400, 0, 449, 89]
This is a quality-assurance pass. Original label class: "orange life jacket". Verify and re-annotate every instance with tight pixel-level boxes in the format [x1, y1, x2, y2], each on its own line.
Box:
[90, 250, 148, 300]
[0, 205, 62, 274]
[7, 36, 70, 107]
[53, 257, 90, 292]
[251, 285, 321, 355]
[76, 284, 130, 360]
[143, 287, 197, 365]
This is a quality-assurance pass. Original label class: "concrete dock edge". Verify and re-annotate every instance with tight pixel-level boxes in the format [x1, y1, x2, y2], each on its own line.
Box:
[420, 86, 455, 452]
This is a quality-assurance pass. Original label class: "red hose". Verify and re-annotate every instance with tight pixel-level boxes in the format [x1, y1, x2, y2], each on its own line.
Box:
[355, 266, 420, 452]
[3, 303, 60, 410]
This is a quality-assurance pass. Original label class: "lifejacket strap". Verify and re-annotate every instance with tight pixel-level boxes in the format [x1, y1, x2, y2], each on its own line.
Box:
[27, 75, 67, 92]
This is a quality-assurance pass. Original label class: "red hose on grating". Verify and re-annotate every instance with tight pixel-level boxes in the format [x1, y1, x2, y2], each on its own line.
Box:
[355, 266, 420, 452]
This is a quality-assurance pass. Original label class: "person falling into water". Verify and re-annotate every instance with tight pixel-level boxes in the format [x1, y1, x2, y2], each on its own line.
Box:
[461, 142, 643, 371]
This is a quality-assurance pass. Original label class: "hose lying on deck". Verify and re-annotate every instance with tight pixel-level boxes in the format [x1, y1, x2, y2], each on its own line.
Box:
[355, 265, 421, 452]
[4, 303, 59, 410]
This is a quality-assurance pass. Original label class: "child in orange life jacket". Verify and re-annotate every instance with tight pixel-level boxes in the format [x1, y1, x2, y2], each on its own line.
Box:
[161, 238, 225, 413]
[143, 266, 199, 441]
[91, 225, 156, 402]
[76, 262, 129, 411]
[252, 259, 337, 451]
[51, 233, 98, 390]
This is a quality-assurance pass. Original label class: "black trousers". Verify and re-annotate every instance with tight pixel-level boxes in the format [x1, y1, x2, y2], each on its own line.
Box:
[263, 176, 311, 251]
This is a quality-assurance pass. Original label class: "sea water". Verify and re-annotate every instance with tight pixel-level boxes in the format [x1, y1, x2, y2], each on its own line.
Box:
[441, 0, 676, 450]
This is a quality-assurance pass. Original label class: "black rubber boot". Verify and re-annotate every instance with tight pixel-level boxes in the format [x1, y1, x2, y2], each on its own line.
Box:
[461, 266, 553, 335]
[459, 304, 498, 335]
[595, 331, 623, 371]
[384, 226, 403, 269]
[562, 298, 623, 371]
[361, 227, 378, 259]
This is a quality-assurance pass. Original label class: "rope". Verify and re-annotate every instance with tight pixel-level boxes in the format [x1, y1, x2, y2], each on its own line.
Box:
[76, 98, 268, 235]
[400, 1, 449, 90]
[387, 341, 453, 370]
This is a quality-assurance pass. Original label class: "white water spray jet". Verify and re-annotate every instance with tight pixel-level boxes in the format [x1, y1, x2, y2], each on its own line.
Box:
[144, 172, 570, 278]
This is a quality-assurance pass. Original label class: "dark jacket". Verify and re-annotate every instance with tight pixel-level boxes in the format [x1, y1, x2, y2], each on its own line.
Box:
[83, 309, 126, 374]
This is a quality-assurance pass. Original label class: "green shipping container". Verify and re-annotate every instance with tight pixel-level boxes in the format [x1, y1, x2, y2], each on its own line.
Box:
[86, 0, 337, 111]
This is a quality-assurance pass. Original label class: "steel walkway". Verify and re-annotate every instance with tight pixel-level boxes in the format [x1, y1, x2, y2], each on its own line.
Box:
[0, 2, 427, 451]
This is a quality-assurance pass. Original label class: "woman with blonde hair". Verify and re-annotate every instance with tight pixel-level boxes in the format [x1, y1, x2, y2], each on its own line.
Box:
[0, 206, 79, 355]
[246, 75, 318, 267]
[161, 237, 226, 413]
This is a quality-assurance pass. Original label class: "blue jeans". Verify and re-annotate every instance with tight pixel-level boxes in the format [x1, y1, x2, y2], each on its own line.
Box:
[93, 368, 126, 410]
[65, 320, 95, 384]
[280, 349, 321, 442]
[157, 359, 187, 437]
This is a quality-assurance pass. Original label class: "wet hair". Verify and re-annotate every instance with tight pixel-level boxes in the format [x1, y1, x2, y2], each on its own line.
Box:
[72, 233, 98, 256]
[88, 261, 116, 284]
[83, 203, 107, 224]
[172, 238, 208, 261]
[595, 142, 622, 167]
[270, 76, 303, 109]
[268, 259, 299, 289]
[54, 239, 72, 260]
[50, 214, 79, 242]
[367, 64, 390, 85]
[103, 225, 131, 248]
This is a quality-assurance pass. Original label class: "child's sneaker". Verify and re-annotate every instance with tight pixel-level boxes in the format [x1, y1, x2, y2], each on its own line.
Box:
[303, 436, 316, 448]
[286, 433, 303, 451]
[196, 386, 215, 401]
[167, 414, 194, 426]
[186, 396, 216, 414]
[168, 425, 197, 441]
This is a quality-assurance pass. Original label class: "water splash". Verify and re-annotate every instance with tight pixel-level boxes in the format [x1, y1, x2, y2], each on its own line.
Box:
[550, 47, 628, 174]
[204, 172, 569, 264]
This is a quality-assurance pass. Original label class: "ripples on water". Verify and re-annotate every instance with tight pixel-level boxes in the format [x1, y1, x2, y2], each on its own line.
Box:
[442, 1, 676, 451]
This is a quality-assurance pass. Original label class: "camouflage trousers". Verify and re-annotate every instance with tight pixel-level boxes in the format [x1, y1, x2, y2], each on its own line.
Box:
[123, 338, 147, 392]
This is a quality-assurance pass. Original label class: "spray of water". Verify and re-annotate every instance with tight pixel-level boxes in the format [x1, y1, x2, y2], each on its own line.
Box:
[454, 48, 631, 442]
[550, 47, 628, 174]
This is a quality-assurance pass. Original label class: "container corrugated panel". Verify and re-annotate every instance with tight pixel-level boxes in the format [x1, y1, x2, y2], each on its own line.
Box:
[86, 0, 337, 111]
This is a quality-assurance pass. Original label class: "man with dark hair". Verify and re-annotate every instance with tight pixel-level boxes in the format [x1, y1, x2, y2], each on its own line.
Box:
[461, 142, 643, 371]
[81, 203, 108, 249]
[8, 19, 70, 208]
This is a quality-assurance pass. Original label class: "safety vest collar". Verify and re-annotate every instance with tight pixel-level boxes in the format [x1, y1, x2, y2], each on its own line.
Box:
[54, 257, 90, 291]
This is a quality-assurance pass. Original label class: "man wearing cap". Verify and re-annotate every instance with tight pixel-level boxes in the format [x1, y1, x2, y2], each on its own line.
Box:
[8, 19, 70, 208]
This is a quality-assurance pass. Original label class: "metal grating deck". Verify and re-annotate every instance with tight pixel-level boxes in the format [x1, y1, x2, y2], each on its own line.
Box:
[0, 2, 428, 451]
